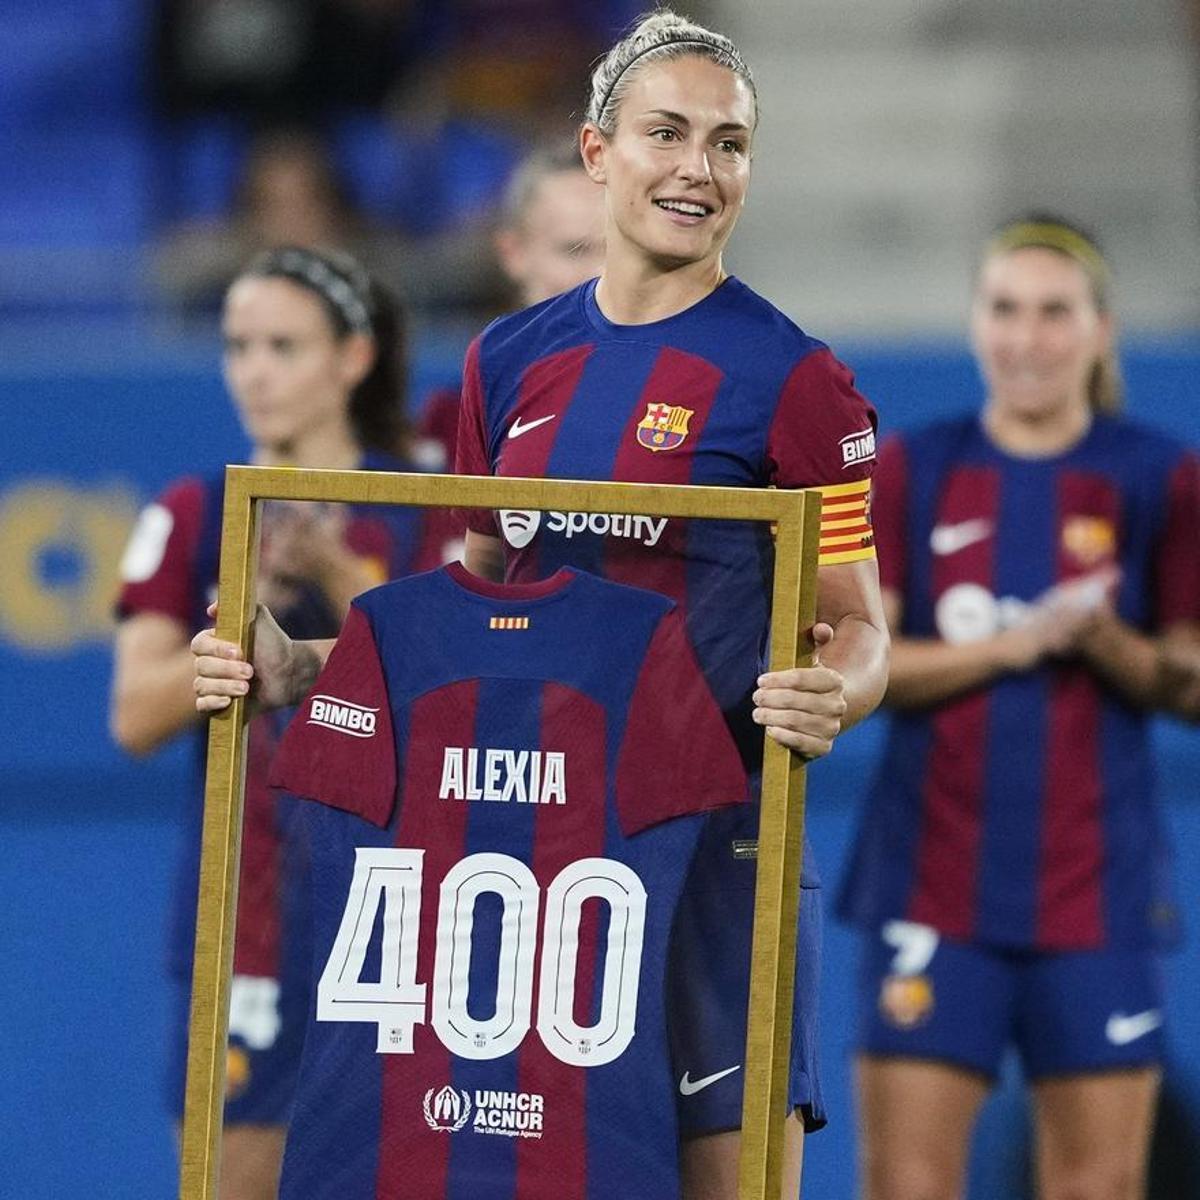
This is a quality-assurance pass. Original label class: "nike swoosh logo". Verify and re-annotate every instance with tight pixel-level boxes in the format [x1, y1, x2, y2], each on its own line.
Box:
[930, 518, 992, 556]
[508, 414, 556, 439]
[679, 1064, 741, 1096]
[1106, 1010, 1162, 1046]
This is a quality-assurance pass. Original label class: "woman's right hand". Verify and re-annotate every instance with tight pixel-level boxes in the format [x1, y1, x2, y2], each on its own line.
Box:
[192, 602, 296, 715]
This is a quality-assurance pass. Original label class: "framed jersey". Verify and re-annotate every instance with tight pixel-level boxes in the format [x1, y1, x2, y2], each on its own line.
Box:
[181, 465, 821, 1200]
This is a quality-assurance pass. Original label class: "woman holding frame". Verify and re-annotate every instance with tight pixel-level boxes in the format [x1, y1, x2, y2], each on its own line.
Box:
[194, 11, 889, 1197]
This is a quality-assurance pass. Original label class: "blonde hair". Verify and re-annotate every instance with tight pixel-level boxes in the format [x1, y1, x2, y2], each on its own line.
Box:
[986, 214, 1122, 414]
[499, 140, 587, 231]
[585, 9, 756, 137]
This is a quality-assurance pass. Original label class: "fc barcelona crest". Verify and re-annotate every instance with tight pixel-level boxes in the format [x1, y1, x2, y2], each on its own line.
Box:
[879, 973, 935, 1030]
[1061, 515, 1115, 567]
[636, 403, 694, 452]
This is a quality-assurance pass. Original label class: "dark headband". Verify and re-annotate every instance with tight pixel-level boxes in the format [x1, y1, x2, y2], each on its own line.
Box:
[271, 248, 373, 335]
[597, 38, 718, 122]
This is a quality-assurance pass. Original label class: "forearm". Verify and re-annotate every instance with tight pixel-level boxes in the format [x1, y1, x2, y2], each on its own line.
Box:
[1156, 623, 1200, 721]
[111, 645, 202, 755]
[822, 614, 889, 729]
[1075, 613, 1164, 710]
[289, 638, 336, 705]
[884, 633, 1029, 710]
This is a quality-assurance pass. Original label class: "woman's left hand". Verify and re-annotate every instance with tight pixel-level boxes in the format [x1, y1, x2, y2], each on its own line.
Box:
[752, 622, 847, 758]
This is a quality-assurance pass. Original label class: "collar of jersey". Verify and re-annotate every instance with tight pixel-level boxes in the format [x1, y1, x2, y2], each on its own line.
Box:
[442, 560, 577, 604]
[975, 411, 1106, 466]
[581, 275, 739, 339]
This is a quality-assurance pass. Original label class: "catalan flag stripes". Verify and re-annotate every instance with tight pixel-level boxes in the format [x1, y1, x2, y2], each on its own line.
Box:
[815, 478, 875, 566]
[489, 615, 531, 630]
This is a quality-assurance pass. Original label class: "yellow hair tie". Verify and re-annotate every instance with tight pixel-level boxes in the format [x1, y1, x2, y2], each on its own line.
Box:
[989, 221, 1109, 282]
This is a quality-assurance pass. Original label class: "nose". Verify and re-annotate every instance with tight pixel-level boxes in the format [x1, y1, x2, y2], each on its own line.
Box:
[676, 140, 712, 185]
[1009, 313, 1042, 354]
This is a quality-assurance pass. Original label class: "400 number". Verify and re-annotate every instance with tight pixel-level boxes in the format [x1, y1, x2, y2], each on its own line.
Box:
[317, 848, 648, 1067]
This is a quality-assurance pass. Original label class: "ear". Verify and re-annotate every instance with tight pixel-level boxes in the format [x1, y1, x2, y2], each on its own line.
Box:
[493, 227, 527, 289]
[338, 332, 376, 392]
[579, 124, 608, 185]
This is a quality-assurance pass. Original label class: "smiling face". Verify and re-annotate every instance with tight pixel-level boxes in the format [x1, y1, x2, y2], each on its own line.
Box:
[972, 246, 1111, 424]
[222, 276, 363, 457]
[581, 55, 755, 276]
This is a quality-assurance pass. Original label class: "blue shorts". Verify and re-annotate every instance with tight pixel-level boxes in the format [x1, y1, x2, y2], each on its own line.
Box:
[856, 921, 1165, 1079]
[167, 967, 310, 1125]
[668, 808, 826, 1136]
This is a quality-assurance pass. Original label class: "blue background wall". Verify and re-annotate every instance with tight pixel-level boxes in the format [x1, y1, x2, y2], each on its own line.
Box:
[2, 335, 1197, 1198]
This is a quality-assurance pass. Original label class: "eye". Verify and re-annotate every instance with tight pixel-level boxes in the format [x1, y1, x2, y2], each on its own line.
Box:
[650, 126, 679, 143]
[990, 297, 1016, 316]
[716, 138, 745, 155]
[223, 336, 246, 355]
[269, 336, 297, 355]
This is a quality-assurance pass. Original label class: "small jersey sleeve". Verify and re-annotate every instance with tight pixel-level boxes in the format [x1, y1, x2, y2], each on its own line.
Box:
[269, 605, 397, 827]
[410, 387, 468, 566]
[615, 607, 749, 836]
[453, 335, 500, 539]
[868, 434, 909, 593]
[765, 347, 878, 566]
[115, 477, 206, 624]
[1154, 450, 1200, 628]
[233, 719, 284, 977]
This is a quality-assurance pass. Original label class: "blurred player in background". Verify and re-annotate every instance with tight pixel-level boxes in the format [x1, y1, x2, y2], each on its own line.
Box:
[111, 246, 447, 1199]
[838, 216, 1200, 1200]
[413, 137, 605, 473]
[193, 11, 889, 1197]
[155, 129, 412, 321]
[493, 139, 607, 309]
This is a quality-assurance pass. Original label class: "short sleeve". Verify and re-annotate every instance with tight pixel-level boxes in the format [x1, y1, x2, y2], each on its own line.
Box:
[869, 435, 909, 592]
[413, 386, 462, 472]
[453, 336, 500, 539]
[765, 347, 879, 566]
[615, 608, 749, 836]
[115, 477, 206, 624]
[269, 605, 397, 827]
[1154, 450, 1200, 628]
[765, 347, 878, 489]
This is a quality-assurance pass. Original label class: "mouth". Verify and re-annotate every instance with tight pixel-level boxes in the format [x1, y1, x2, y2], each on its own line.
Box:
[1000, 365, 1056, 385]
[654, 198, 713, 223]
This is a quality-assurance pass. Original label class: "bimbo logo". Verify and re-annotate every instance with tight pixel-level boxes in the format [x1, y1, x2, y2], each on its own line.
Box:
[840, 427, 876, 467]
[307, 694, 378, 738]
[499, 508, 667, 550]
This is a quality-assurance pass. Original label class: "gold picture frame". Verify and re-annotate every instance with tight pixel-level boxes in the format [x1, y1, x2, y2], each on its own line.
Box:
[181, 464, 821, 1200]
